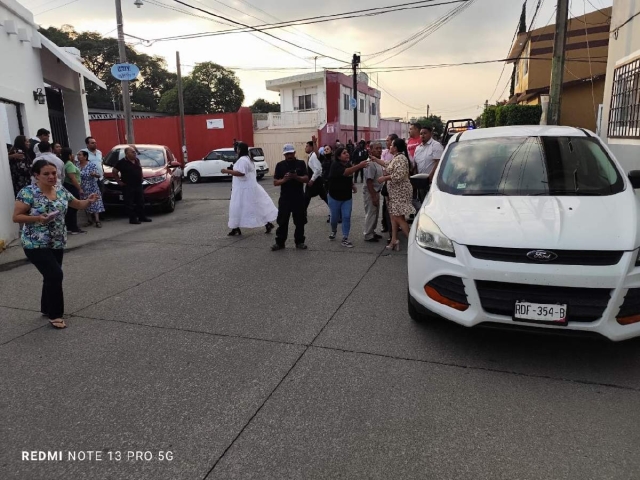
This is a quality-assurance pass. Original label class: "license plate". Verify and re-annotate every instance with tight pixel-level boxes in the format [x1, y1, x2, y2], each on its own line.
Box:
[119, 195, 124, 201]
[514, 302, 567, 324]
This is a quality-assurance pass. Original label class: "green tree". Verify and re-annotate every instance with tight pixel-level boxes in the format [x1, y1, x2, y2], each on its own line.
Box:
[250, 98, 280, 113]
[411, 115, 445, 138]
[39, 25, 176, 112]
[158, 79, 214, 115]
[190, 62, 245, 113]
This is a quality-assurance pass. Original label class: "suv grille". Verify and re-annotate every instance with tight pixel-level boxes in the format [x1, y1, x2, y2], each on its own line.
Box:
[467, 246, 623, 266]
[475, 281, 611, 323]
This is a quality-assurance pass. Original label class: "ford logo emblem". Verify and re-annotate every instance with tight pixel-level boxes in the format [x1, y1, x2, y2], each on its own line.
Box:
[527, 250, 558, 262]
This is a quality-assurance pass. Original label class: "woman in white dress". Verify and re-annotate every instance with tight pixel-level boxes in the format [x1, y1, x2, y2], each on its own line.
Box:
[222, 142, 278, 236]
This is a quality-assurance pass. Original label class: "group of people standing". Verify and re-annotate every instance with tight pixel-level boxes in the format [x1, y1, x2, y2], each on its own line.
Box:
[8, 130, 106, 234]
[225, 128, 441, 252]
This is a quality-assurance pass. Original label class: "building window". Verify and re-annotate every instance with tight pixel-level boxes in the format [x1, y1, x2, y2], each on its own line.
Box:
[608, 58, 640, 138]
[293, 87, 317, 111]
[371, 102, 377, 116]
[359, 98, 366, 113]
[343, 93, 350, 110]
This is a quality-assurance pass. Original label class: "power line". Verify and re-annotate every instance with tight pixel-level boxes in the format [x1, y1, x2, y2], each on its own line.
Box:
[151, 0, 470, 43]
[34, 0, 81, 15]
[170, 0, 350, 64]
[585, 0, 611, 18]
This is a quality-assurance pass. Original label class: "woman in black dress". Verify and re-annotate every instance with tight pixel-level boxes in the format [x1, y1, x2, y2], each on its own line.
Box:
[8, 135, 33, 195]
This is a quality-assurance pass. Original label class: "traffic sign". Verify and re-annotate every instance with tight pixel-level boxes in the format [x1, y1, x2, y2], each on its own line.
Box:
[110, 63, 140, 81]
[350, 97, 357, 110]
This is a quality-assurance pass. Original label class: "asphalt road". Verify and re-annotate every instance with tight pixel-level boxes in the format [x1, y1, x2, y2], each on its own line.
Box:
[1, 179, 640, 480]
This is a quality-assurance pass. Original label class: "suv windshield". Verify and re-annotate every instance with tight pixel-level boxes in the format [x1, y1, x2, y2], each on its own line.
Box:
[250, 148, 264, 158]
[104, 148, 166, 168]
[437, 136, 624, 196]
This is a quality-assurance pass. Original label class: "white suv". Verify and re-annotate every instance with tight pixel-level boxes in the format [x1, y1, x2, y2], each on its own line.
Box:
[407, 125, 640, 341]
[184, 147, 269, 183]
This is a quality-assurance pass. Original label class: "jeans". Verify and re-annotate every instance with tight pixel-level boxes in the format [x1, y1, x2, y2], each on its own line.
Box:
[328, 194, 352, 239]
[64, 183, 80, 232]
[24, 248, 64, 320]
[122, 184, 146, 221]
[275, 195, 306, 246]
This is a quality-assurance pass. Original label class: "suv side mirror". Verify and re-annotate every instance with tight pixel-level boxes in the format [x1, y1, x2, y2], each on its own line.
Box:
[169, 161, 181, 169]
[629, 171, 640, 189]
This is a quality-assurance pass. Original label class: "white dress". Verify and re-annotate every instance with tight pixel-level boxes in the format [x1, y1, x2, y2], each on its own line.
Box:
[228, 156, 278, 228]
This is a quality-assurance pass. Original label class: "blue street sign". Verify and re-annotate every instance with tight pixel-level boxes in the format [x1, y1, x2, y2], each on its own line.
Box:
[110, 63, 140, 81]
[350, 97, 357, 110]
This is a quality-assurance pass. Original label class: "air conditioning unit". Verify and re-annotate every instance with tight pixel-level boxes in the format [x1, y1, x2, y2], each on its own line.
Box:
[3, 20, 18, 35]
[18, 28, 29, 42]
[32, 34, 42, 49]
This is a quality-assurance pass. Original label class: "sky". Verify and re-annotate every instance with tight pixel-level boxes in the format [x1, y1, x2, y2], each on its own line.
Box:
[25, 0, 613, 120]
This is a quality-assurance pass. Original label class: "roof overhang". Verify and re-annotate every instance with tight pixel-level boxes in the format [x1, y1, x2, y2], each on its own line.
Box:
[265, 71, 325, 92]
[506, 32, 529, 63]
[39, 33, 106, 89]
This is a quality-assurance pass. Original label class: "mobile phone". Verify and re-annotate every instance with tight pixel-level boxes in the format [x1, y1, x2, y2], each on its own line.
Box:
[43, 210, 60, 223]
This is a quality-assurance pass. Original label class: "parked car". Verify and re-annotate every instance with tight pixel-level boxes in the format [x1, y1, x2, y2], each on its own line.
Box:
[102, 144, 183, 213]
[184, 147, 269, 183]
[407, 125, 640, 341]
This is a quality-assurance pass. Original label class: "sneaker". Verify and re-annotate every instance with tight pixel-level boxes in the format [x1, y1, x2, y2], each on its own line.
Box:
[130, 219, 141, 225]
[329, 232, 337, 240]
[271, 244, 285, 251]
[342, 238, 354, 248]
[296, 243, 308, 250]
[140, 218, 153, 223]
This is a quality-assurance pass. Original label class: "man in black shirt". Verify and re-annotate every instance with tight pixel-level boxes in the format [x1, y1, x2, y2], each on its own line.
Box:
[272, 144, 309, 251]
[113, 146, 152, 224]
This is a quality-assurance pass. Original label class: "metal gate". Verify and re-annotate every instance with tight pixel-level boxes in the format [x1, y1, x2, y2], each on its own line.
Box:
[46, 87, 69, 147]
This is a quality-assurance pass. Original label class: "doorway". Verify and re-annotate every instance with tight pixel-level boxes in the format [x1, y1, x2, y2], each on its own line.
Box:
[46, 87, 69, 147]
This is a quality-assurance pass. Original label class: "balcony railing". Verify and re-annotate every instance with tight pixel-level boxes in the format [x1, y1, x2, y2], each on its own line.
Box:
[265, 109, 326, 129]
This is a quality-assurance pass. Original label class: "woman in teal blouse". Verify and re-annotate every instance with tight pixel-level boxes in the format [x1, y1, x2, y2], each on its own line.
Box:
[12, 159, 98, 329]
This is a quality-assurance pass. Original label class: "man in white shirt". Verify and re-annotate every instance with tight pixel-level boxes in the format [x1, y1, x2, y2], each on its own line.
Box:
[413, 126, 444, 201]
[34, 141, 64, 185]
[305, 140, 328, 214]
[85, 136, 104, 193]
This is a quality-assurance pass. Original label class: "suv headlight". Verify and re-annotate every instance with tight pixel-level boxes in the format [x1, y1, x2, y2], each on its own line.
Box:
[415, 212, 455, 257]
[146, 174, 167, 185]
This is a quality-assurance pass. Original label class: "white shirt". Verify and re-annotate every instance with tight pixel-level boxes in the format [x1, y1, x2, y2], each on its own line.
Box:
[31, 138, 41, 156]
[414, 139, 444, 176]
[34, 152, 65, 185]
[87, 149, 104, 179]
[308, 152, 322, 182]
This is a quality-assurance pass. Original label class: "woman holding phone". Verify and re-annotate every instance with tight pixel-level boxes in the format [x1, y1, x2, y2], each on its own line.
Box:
[12, 159, 98, 329]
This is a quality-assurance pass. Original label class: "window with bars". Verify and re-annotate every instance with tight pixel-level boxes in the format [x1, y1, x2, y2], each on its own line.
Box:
[371, 102, 377, 116]
[359, 98, 366, 113]
[343, 93, 350, 110]
[293, 87, 317, 111]
[608, 58, 640, 139]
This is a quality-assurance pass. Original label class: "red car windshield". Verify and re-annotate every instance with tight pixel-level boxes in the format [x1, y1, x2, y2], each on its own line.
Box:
[105, 148, 166, 168]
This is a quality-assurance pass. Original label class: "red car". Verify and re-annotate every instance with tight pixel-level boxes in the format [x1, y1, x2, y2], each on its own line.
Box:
[102, 144, 184, 213]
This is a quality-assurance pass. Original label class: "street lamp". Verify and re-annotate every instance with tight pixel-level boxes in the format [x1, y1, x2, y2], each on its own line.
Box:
[134, 0, 143, 7]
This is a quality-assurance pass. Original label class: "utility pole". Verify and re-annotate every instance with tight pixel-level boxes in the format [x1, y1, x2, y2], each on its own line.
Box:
[548, 0, 569, 125]
[176, 51, 187, 164]
[115, 0, 135, 143]
[427, 105, 430, 117]
[352, 53, 360, 142]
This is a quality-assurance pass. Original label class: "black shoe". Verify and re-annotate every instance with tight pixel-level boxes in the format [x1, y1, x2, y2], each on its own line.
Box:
[365, 237, 379, 243]
[329, 231, 337, 240]
[271, 244, 285, 251]
[265, 222, 274, 234]
[296, 243, 308, 250]
[140, 218, 153, 223]
[374, 234, 383, 240]
[228, 228, 241, 236]
[130, 219, 141, 225]
[381, 228, 389, 233]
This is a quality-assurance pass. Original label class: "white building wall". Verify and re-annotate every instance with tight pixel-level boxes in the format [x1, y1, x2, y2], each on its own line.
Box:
[63, 76, 91, 151]
[0, 0, 51, 138]
[601, 0, 640, 173]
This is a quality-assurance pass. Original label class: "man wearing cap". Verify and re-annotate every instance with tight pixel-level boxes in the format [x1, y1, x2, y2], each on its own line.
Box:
[272, 144, 309, 251]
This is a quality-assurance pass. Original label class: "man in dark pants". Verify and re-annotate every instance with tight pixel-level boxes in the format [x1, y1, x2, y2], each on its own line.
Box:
[352, 140, 368, 184]
[112, 146, 152, 225]
[272, 144, 309, 251]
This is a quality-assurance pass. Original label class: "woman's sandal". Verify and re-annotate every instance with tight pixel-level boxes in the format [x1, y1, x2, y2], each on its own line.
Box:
[49, 319, 67, 329]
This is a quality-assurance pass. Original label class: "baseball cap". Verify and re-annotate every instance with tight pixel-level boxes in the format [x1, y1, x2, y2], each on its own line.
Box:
[318, 147, 325, 155]
[283, 144, 295, 154]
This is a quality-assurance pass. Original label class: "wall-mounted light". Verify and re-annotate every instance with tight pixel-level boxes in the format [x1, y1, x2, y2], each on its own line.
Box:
[134, 0, 144, 7]
[33, 88, 46, 105]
